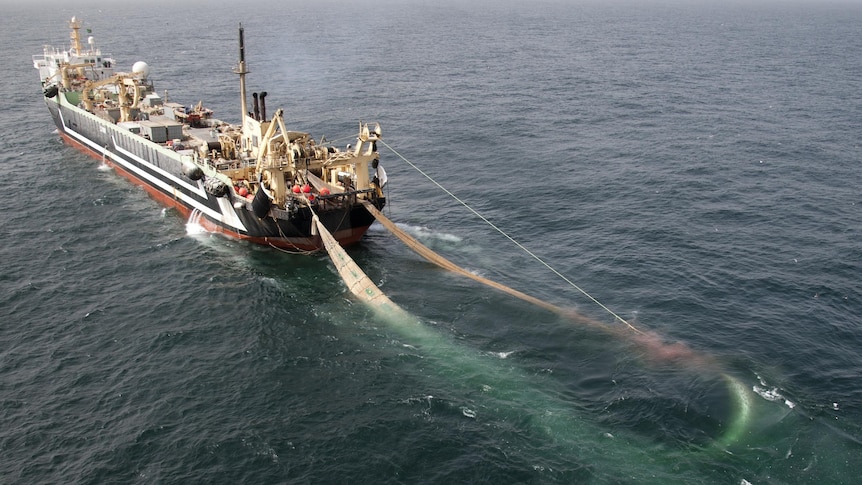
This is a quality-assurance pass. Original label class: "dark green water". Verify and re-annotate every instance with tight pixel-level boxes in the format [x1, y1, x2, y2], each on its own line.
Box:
[2, 1, 860, 483]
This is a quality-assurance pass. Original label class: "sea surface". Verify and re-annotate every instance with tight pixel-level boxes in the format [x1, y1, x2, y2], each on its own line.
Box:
[1, 0, 860, 483]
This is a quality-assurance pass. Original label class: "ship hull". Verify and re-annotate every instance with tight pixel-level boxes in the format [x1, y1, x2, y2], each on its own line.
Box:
[45, 95, 383, 251]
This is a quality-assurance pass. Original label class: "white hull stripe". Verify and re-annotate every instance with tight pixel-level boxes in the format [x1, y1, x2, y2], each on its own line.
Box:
[57, 107, 247, 232]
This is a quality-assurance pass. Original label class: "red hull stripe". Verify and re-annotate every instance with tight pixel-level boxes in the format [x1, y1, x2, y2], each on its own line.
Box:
[57, 131, 369, 251]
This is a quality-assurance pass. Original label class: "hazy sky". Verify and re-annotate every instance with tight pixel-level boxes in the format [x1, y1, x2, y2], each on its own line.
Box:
[4, 0, 862, 6]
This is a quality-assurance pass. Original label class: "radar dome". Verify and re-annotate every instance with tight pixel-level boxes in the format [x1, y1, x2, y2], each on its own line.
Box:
[132, 61, 150, 78]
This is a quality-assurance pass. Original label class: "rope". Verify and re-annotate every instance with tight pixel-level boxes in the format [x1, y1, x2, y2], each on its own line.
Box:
[269, 207, 320, 255]
[268, 242, 318, 255]
[373, 142, 758, 448]
[380, 139, 643, 335]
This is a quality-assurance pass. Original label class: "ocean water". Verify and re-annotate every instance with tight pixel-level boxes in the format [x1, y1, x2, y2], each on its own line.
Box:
[2, 0, 860, 483]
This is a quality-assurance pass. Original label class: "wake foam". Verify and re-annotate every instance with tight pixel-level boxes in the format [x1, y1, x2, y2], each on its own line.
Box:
[394, 222, 462, 244]
[185, 209, 209, 236]
[753, 373, 796, 409]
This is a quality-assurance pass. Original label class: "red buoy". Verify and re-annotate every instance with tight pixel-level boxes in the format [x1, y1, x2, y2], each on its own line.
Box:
[238, 186, 249, 197]
[302, 184, 311, 193]
[292, 184, 301, 193]
[320, 188, 330, 196]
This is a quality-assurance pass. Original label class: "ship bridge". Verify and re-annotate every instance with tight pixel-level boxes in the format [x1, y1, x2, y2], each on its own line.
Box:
[33, 16, 116, 86]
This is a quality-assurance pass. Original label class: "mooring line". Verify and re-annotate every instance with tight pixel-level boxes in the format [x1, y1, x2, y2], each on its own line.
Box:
[380, 139, 642, 335]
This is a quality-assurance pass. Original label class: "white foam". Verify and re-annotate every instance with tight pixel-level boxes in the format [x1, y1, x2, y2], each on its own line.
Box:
[185, 209, 209, 236]
[753, 373, 796, 409]
[185, 221, 208, 236]
[396, 222, 462, 243]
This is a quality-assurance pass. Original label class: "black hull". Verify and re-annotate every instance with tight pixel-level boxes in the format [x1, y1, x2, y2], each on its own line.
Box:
[47, 96, 384, 251]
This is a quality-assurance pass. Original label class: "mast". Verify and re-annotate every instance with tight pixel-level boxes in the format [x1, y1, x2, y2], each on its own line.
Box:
[234, 23, 249, 127]
[69, 16, 83, 55]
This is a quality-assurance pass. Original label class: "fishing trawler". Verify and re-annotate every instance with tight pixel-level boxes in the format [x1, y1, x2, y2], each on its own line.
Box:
[33, 17, 387, 251]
